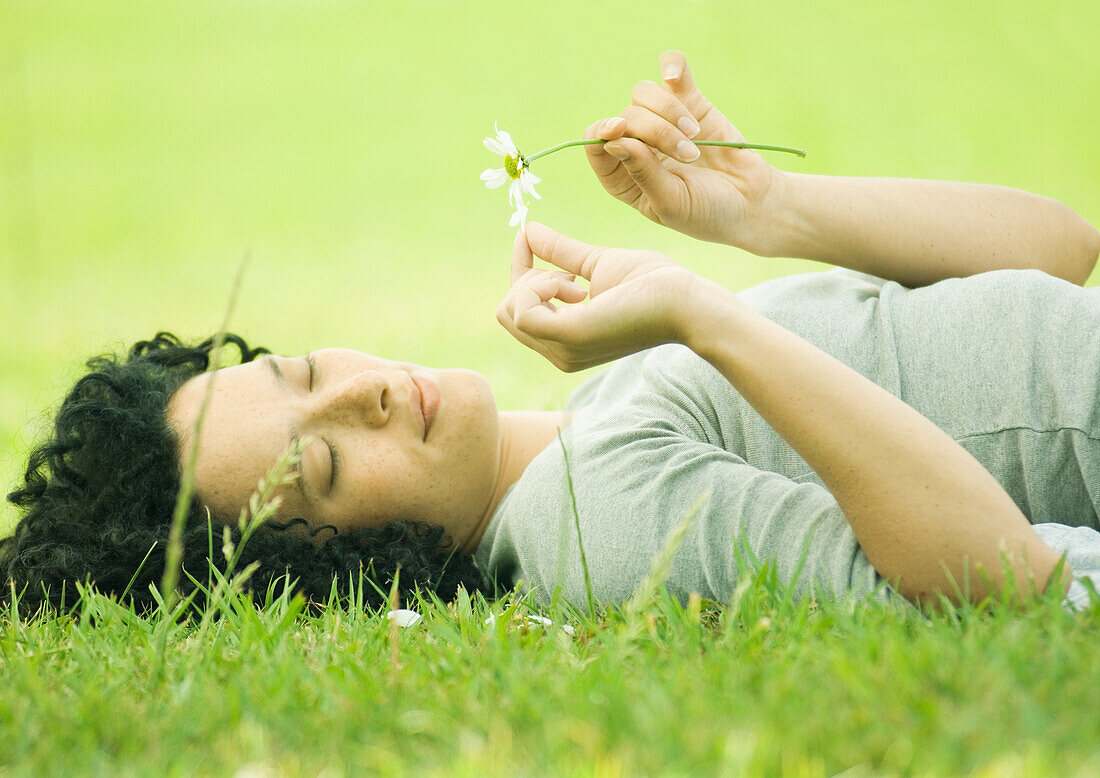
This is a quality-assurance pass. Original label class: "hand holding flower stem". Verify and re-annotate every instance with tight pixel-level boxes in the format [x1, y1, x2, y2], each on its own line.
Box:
[482, 123, 804, 229]
[483, 50, 809, 235]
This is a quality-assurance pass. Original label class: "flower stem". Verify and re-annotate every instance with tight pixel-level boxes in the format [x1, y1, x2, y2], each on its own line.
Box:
[523, 138, 806, 165]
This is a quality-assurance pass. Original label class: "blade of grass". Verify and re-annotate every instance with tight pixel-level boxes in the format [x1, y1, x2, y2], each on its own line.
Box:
[623, 491, 710, 629]
[159, 252, 249, 613]
[557, 431, 595, 617]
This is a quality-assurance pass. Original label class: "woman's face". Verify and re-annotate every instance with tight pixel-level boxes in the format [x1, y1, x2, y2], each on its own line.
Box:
[166, 348, 500, 546]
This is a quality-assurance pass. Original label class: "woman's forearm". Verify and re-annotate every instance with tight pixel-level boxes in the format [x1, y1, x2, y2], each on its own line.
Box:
[740, 172, 1100, 287]
[680, 279, 1067, 607]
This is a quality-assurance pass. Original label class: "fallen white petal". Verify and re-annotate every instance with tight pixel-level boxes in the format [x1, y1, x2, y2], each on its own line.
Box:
[386, 609, 422, 627]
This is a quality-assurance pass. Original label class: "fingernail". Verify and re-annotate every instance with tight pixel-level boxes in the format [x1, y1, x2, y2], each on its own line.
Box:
[662, 62, 681, 81]
[606, 117, 625, 132]
[676, 140, 699, 162]
[677, 116, 699, 137]
[605, 143, 630, 161]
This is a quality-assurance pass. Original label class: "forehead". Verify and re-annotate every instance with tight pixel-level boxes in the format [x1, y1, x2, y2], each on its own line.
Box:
[168, 359, 296, 519]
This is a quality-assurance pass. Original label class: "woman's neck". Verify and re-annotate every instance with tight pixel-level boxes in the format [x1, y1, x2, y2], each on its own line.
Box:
[462, 410, 574, 552]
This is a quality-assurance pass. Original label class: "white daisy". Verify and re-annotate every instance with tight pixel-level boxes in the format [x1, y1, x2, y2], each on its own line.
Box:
[481, 122, 541, 227]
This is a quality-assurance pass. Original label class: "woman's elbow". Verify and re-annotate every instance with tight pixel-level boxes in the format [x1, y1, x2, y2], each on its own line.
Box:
[1065, 210, 1100, 285]
[1081, 222, 1100, 285]
[895, 541, 1070, 611]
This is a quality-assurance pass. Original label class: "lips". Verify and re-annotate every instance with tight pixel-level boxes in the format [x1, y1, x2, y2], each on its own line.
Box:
[410, 373, 439, 441]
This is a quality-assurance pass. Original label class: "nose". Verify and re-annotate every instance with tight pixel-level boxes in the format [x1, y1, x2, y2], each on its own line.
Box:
[311, 369, 390, 427]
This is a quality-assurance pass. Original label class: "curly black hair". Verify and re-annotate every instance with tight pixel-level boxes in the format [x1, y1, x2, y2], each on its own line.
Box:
[0, 332, 490, 617]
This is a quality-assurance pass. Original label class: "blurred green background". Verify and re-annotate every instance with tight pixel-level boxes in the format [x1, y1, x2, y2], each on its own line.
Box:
[2, 0, 1098, 531]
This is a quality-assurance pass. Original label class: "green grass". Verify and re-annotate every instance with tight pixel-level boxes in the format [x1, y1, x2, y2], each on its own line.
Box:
[2, 0, 1099, 774]
[3, 570, 1098, 776]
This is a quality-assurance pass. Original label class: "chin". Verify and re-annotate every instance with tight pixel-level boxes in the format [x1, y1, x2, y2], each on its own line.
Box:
[450, 368, 497, 410]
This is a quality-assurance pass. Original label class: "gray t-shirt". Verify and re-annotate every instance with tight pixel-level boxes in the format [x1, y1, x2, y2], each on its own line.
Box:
[475, 268, 1100, 610]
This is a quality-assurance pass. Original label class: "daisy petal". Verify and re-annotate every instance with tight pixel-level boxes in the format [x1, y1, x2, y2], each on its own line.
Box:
[484, 137, 507, 156]
[520, 171, 541, 200]
[481, 167, 509, 189]
[509, 202, 529, 228]
[497, 129, 518, 156]
[508, 179, 524, 208]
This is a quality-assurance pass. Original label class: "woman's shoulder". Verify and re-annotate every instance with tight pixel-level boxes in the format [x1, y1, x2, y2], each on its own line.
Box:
[894, 268, 1098, 323]
[736, 266, 1095, 317]
[734, 267, 894, 313]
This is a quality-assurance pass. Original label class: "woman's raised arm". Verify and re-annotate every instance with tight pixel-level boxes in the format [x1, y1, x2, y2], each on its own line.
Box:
[499, 223, 1071, 608]
[743, 173, 1100, 288]
[588, 50, 1100, 288]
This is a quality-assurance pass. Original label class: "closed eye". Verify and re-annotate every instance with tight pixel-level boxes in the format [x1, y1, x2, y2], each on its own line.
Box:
[326, 439, 341, 491]
[304, 353, 339, 492]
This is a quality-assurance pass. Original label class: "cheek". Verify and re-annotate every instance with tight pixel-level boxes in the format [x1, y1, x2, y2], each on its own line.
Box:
[452, 376, 498, 461]
[452, 383, 500, 490]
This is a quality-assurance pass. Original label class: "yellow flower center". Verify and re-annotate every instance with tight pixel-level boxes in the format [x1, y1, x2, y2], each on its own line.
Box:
[504, 155, 521, 179]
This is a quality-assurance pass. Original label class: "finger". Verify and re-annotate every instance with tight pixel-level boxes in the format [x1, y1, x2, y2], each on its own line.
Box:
[595, 115, 628, 141]
[497, 276, 588, 365]
[511, 227, 534, 286]
[513, 288, 586, 344]
[599, 135, 685, 213]
[620, 94, 699, 164]
[659, 49, 703, 102]
[496, 299, 562, 366]
[582, 118, 620, 177]
[509, 270, 585, 299]
[519, 273, 588, 305]
[523, 222, 602, 280]
[583, 119, 639, 198]
[500, 271, 584, 332]
[632, 80, 700, 143]
[657, 50, 730, 138]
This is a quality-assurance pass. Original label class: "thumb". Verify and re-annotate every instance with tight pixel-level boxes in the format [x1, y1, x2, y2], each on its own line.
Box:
[601, 138, 682, 211]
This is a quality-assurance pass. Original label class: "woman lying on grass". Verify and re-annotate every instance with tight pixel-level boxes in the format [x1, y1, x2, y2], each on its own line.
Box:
[5, 51, 1100, 617]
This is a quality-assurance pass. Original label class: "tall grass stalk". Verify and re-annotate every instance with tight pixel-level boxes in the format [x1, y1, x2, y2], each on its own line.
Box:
[187, 438, 307, 636]
[159, 254, 248, 613]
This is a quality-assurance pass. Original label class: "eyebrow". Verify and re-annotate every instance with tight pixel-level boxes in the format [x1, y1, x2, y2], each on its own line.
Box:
[265, 355, 287, 388]
[264, 356, 311, 503]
